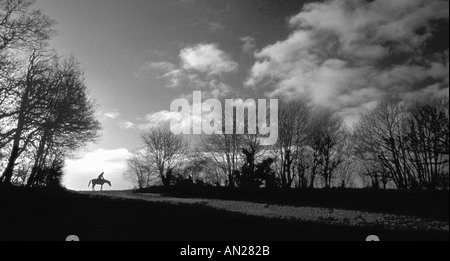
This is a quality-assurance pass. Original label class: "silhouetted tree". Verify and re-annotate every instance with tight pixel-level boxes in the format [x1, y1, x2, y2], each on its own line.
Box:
[0, 0, 55, 52]
[10, 160, 30, 186]
[353, 96, 449, 190]
[235, 148, 259, 188]
[273, 99, 310, 188]
[0, 57, 18, 153]
[124, 149, 154, 189]
[199, 103, 243, 187]
[1, 0, 55, 156]
[31, 160, 64, 189]
[0, 49, 100, 185]
[354, 97, 411, 189]
[256, 158, 277, 188]
[180, 158, 208, 184]
[404, 98, 449, 189]
[0, 48, 53, 184]
[26, 56, 101, 187]
[0, 1, 100, 187]
[335, 131, 358, 188]
[235, 147, 276, 189]
[308, 109, 346, 188]
[200, 133, 242, 187]
[234, 118, 272, 188]
[295, 149, 310, 189]
[141, 125, 190, 187]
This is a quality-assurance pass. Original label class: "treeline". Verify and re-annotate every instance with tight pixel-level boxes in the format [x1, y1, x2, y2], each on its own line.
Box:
[0, 0, 100, 187]
[125, 96, 449, 191]
[354, 97, 449, 190]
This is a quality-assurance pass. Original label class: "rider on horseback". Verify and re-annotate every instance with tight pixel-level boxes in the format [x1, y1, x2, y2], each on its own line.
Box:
[89, 173, 111, 191]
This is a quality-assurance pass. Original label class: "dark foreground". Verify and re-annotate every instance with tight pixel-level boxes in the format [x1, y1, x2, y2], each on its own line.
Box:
[139, 186, 450, 221]
[0, 186, 448, 241]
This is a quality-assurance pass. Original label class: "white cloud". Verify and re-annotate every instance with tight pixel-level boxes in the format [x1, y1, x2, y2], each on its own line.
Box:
[118, 110, 199, 132]
[139, 110, 184, 130]
[160, 70, 235, 98]
[120, 121, 136, 130]
[209, 22, 225, 33]
[241, 36, 256, 55]
[63, 148, 132, 191]
[208, 80, 234, 98]
[135, 61, 176, 79]
[103, 111, 120, 119]
[155, 43, 237, 98]
[131, 108, 206, 132]
[147, 61, 176, 72]
[180, 43, 238, 75]
[160, 69, 205, 89]
[246, 0, 449, 122]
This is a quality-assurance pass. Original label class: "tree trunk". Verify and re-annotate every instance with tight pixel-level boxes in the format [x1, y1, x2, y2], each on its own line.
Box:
[0, 145, 20, 184]
[1, 69, 32, 184]
[1, 111, 27, 184]
[27, 132, 48, 187]
[309, 168, 316, 189]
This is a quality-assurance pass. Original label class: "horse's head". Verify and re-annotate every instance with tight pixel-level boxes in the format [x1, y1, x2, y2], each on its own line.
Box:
[106, 180, 112, 186]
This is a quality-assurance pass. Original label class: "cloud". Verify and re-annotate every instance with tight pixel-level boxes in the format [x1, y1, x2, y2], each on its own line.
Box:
[160, 69, 204, 89]
[156, 43, 238, 98]
[135, 61, 176, 79]
[120, 110, 190, 131]
[180, 43, 238, 75]
[246, 0, 449, 123]
[63, 148, 132, 191]
[101, 110, 120, 120]
[126, 108, 207, 132]
[120, 121, 136, 130]
[241, 36, 256, 55]
[148, 61, 177, 72]
[404, 84, 450, 101]
[209, 22, 225, 33]
[119, 111, 186, 131]
[139, 110, 184, 130]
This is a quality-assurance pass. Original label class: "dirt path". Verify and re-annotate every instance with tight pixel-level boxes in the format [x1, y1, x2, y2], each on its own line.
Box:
[80, 191, 449, 233]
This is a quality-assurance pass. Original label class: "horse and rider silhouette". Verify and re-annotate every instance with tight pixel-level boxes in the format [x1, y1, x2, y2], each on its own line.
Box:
[88, 172, 112, 191]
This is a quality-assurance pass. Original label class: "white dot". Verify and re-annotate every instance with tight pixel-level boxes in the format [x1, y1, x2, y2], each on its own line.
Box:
[66, 235, 80, 241]
[366, 235, 380, 241]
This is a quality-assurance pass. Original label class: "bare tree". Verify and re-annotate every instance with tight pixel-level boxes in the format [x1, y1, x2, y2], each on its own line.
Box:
[273, 99, 310, 188]
[354, 96, 449, 190]
[25, 56, 101, 187]
[0, 56, 18, 151]
[404, 97, 449, 189]
[354, 97, 413, 189]
[0, 48, 52, 184]
[334, 131, 358, 188]
[308, 109, 346, 188]
[293, 147, 312, 189]
[0, 1, 100, 187]
[1, 0, 55, 157]
[141, 125, 190, 186]
[0, 50, 100, 185]
[124, 149, 157, 189]
[198, 104, 243, 187]
[199, 133, 241, 187]
[197, 154, 227, 186]
[0, 0, 55, 52]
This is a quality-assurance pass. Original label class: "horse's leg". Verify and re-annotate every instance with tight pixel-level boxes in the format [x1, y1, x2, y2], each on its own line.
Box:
[92, 184, 95, 191]
[101, 184, 103, 191]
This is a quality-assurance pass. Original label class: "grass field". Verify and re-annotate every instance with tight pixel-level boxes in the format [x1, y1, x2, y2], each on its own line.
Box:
[0, 186, 448, 241]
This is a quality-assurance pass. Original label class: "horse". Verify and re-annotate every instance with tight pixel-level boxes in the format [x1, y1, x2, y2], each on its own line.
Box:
[88, 178, 112, 191]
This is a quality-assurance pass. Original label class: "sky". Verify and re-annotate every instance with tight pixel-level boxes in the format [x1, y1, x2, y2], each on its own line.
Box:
[34, 0, 449, 190]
